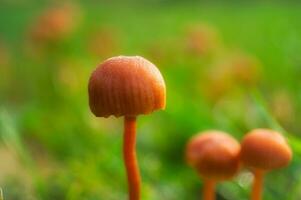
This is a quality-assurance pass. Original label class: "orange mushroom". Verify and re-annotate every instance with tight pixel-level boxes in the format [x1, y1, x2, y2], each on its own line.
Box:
[30, 3, 78, 44]
[184, 24, 220, 56]
[88, 27, 119, 58]
[186, 130, 241, 200]
[88, 56, 166, 200]
[240, 129, 292, 200]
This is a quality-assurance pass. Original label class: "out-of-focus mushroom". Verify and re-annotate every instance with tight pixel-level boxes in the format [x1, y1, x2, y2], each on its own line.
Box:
[229, 53, 260, 86]
[271, 90, 294, 126]
[184, 24, 220, 56]
[186, 130, 241, 200]
[88, 56, 166, 200]
[202, 64, 233, 102]
[88, 27, 119, 58]
[201, 52, 260, 103]
[241, 129, 292, 200]
[30, 3, 79, 44]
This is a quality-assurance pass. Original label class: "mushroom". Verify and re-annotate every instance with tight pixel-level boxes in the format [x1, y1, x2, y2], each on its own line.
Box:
[30, 3, 79, 44]
[184, 24, 220, 56]
[186, 130, 241, 200]
[240, 129, 292, 200]
[88, 56, 166, 200]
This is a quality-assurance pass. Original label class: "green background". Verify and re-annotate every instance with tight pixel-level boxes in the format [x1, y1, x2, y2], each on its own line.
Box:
[0, 1, 301, 199]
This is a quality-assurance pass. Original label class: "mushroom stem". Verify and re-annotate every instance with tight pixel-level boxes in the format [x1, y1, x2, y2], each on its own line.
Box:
[123, 116, 140, 200]
[203, 179, 216, 200]
[251, 169, 264, 200]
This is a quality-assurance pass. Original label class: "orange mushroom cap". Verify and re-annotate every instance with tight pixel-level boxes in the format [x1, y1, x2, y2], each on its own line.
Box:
[88, 56, 166, 117]
[186, 130, 241, 181]
[240, 129, 292, 171]
[30, 4, 78, 43]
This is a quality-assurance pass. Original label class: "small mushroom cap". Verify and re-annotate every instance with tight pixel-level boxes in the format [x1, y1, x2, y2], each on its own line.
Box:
[241, 129, 292, 171]
[186, 130, 241, 181]
[88, 56, 166, 117]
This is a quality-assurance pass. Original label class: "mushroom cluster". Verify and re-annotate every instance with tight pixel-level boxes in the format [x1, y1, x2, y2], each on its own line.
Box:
[88, 55, 292, 200]
[186, 128, 292, 200]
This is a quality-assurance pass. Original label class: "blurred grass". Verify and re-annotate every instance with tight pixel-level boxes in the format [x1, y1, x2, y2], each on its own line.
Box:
[0, 0, 301, 200]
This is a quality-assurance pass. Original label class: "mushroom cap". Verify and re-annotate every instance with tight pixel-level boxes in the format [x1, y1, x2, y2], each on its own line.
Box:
[240, 129, 292, 171]
[31, 4, 77, 43]
[186, 130, 241, 181]
[88, 56, 166, 117]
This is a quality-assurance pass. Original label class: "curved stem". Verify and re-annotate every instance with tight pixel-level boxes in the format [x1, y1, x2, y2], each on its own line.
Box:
[123, 116, 140, 200]
[203, 179, 216, 200]
[251, 169, 265, 200]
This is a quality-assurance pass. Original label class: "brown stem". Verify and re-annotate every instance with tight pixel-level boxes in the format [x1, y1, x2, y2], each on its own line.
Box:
[123, 116, 140, 200]
[203, 179, 216, 200]
[251, 169, 265, 200]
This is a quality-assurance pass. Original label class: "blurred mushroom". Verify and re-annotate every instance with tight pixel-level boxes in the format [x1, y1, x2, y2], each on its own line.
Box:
[270, 90, 294, 126]
[88, 27, 119, 58]
[29, 3, 79, 45]
[56, 58, 84, 95]
[202, 63, 233, 102]
[186, 130, 241, 200]
[88, 56, 166, 200]
[202, 52, 260, 102]
[229, 53, 261, 86]
[184, 24, 220, 56]
[240, 129, 292, 200]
